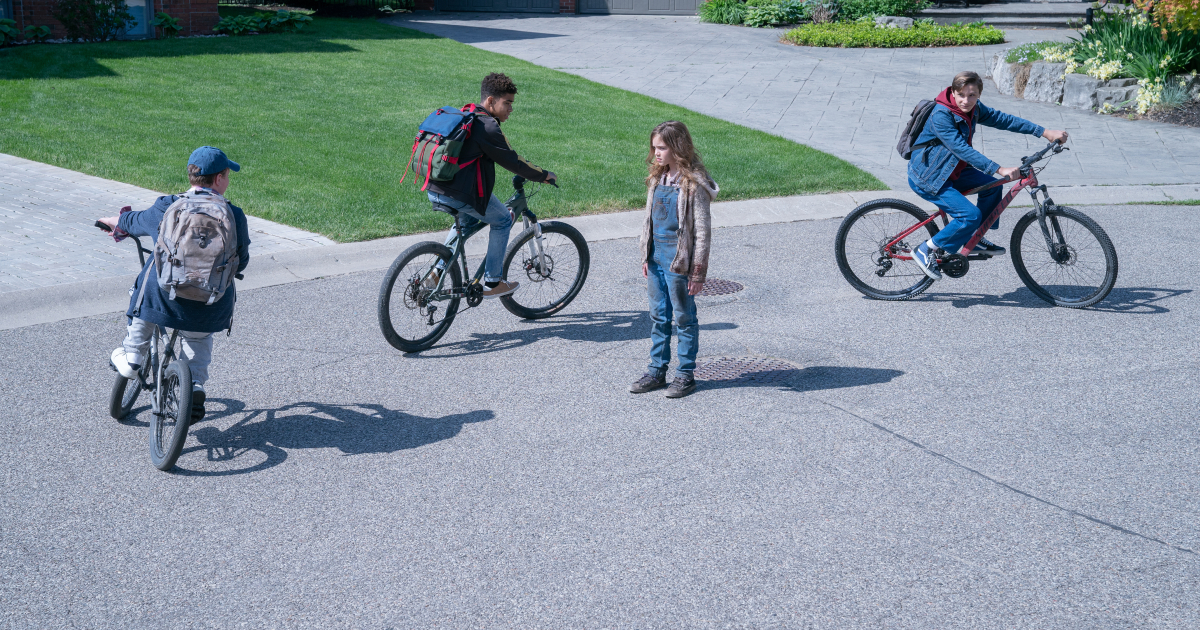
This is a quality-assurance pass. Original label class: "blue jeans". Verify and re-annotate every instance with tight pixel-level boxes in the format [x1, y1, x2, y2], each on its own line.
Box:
[909, 168, 1002, 254]
[647, 239, 698, 379]
[428, 192, 513, 283]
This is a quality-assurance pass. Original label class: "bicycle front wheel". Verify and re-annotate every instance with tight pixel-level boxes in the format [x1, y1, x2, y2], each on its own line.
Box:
[149, 360, 191, 471]
[500, 221, 590, 319]
[1010, 206, 1118, 308]
[835, 198, 939, 301]
[108, 362, 148, 420]
[378, 241, 462, 352]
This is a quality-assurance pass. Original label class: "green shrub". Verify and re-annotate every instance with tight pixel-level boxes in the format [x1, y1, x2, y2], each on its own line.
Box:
[745, 0, 806, 27]
[784, 20, 1004, 47]
[150, 11, 181, 38]
[213, 10, 311, 36]
[699, 0, 747, 24]
[839, 0, 928, 21]
[51, 0, 135, 42]
[24, 24, 53, 42]
[0, 19, 19, 46]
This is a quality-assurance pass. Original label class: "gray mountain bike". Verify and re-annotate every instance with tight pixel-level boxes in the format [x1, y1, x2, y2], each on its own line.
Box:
[378, 176, 590, 353]
[97, 221, 238, 471]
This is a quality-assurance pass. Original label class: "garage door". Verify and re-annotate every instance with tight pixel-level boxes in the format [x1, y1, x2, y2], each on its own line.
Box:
[437, 0, 558, 12]
[581, 0, 698, 14]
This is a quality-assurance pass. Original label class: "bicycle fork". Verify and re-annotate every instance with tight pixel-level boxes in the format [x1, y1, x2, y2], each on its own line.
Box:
[1030, 186, 1070, 263]
[522, 213, 549, 277]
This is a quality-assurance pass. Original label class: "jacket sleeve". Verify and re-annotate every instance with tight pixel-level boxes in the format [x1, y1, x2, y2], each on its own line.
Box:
[929, 108, 1000, 176]
[231, 205, 252, 274]
[476, 117, 550, 182]
[689, 185, 713, 283]
[976, 102, 1046, 138]
[117, 195, 174, 240]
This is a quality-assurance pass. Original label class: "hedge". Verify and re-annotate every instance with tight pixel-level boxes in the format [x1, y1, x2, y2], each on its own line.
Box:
[784, 21, 1005, 47]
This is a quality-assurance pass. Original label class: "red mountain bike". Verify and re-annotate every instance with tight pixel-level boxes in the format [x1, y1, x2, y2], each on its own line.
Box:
[835, 142, 1118, 308]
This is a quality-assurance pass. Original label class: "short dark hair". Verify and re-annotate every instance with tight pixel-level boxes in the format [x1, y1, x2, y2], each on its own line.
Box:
[951, 71, 984, 94]
[481, 72, 518, 102]
[188, 164, 219, 188]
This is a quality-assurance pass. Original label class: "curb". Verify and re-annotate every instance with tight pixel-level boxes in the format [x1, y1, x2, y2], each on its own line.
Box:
[3, 183, 1197, 331]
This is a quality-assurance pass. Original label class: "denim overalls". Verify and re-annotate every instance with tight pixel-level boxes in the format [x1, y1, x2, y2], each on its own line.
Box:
[646, 182, 699, 379]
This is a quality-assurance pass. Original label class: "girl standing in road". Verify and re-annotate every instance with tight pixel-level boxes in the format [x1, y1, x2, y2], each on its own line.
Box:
[629, 121, 719, 399]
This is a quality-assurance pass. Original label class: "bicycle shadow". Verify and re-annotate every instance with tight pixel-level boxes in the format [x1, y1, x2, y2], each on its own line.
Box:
[698, 366, 905, 393]
[116, 404, 153, 428]
[416, 310, 651, 358]
[915, 287, 1190, 313]
[173, 399, 493, 476]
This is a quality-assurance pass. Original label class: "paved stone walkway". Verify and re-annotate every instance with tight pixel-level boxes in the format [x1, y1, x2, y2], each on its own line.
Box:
[0, 153, 335, 294]
[389, 14, 1200, 190]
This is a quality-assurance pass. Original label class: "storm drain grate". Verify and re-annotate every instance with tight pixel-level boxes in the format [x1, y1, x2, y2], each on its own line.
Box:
[694, 356, 799, 384]
[698, 279, 744, 297]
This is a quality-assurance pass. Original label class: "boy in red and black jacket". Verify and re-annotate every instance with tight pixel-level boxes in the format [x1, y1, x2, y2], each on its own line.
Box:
[426, 72, 556, 298]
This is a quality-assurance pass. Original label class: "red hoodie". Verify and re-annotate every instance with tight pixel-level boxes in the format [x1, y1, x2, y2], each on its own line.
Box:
[935, 87, 975, 180]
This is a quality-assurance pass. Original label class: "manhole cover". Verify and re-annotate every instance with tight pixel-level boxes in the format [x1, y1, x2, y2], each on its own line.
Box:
[694, 356, 799, 384]
[698, 279, 744, 297]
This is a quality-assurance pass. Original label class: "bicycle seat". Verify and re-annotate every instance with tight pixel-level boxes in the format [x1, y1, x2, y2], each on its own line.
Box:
[431, 202, 459, 216]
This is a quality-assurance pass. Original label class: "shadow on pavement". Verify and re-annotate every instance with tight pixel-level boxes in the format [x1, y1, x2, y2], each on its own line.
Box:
[699, 366, 904, 393]
[916, 286, 1189, 313]
[421, 310, 650, 357]
[396, 21, 566, 44]
[174, 399, 493, 476]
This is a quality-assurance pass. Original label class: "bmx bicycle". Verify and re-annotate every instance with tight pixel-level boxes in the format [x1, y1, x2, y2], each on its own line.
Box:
[835, 141, 1118, 308]
[96, 220, 240, 471]
[378, 175, 590, 353]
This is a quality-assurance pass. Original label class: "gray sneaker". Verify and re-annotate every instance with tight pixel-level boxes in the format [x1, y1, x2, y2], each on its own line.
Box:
[664, 375, 697, 398]
[629, 372, 667, 394]
[483, 280, 519, 298]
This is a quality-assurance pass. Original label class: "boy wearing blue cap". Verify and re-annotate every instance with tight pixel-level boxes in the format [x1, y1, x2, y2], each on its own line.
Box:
[99, 147, 251, 422]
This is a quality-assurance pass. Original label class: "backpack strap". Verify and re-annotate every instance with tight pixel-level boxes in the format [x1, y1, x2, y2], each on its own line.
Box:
[400, 135, 420, 186]
[133, 257, 155, 316]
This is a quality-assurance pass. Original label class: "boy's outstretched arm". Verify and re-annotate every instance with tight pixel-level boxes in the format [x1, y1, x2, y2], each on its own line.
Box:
[475, 117, 553, 183]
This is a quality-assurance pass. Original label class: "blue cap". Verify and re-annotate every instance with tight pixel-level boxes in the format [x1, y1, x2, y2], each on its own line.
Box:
[188, 146, 241, 176]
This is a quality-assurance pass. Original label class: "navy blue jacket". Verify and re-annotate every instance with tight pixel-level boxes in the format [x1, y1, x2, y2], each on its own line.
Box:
[119, 193, 251, 333]
[908, 101, 1045, 196]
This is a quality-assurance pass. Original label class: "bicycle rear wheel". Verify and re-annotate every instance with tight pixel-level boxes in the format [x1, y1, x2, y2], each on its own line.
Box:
[149, 360, 191, 471]
[500, 221, 590, 320]
[378, 242, 462, 352]
[1010, 206, 1118, 308]
[835, 198, 939, 301]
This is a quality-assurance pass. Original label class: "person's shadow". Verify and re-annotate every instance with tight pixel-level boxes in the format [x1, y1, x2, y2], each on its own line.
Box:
[917, 287, 1190, 313]
[418, 310, 650, 358]
[175, 399, 493, 476]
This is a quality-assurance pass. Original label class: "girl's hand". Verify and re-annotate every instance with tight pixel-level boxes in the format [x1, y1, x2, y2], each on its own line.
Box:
[642, 262, 648, 278]
[688, 280, 704, 296]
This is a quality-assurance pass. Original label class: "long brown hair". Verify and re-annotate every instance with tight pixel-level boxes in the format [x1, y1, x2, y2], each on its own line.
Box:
[645, 121, 709, 188]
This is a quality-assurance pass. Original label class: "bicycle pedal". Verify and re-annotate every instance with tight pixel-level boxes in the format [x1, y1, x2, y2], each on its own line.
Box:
[966, 254, 992, 260]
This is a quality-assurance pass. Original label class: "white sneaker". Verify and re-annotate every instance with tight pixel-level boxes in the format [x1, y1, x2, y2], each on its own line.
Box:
[110, 347, 139, 379]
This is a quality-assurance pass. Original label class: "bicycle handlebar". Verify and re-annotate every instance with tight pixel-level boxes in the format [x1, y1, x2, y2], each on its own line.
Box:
[96, 219, 242, 281]
[1020, 141, 1068, 170]
[512, 174, 558, 189]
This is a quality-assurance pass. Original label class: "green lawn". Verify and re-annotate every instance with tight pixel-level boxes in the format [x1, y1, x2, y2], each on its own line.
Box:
[0, 14, 884, 242]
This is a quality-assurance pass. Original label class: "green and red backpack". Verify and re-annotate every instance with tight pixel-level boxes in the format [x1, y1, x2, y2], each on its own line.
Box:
[402, 104, 482, 193]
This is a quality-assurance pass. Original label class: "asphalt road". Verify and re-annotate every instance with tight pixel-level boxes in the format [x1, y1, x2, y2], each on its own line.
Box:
[2, 204, 1197, 628]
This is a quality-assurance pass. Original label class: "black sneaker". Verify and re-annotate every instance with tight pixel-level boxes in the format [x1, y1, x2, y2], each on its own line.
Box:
[190, 389, 206, 424]
[664, 375, 696, 398]
[629, 372, 667, 394]
[971, 237, 1007, 257]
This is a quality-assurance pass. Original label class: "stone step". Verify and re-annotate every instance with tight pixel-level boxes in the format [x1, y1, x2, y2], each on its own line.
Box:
[931, 16, 1083, 27]
[921, 3, 1089, 28]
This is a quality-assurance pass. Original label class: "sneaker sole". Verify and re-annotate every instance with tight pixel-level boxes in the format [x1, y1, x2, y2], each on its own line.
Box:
[664, 384, 696, 398]
[483, 287, 519, 299]
[629, 383, 667, 394]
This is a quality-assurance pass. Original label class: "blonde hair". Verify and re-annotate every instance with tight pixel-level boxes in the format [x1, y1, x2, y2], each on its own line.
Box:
[645, 121, 709, 188]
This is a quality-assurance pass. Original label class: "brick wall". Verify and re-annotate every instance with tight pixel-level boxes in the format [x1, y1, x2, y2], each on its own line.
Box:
[558, 0, 574, 13]
[13, 0, 219, 39]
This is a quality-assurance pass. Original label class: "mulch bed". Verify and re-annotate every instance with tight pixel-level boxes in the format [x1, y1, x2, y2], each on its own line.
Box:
[1146, 101, 1200, 128]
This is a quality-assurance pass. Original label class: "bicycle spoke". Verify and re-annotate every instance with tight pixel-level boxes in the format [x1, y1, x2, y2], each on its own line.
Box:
[386, 253, 454, 342]
[506, 231, 581, 310]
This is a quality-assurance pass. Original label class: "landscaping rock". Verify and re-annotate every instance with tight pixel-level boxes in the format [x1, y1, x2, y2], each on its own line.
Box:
[874, 16, 914, 29]
[1096, 85, 1139, 110]
[1105, 78, 1139, 88]
[1062, 73, 1103, 109]
[993, 61, 1026, 97]
[1024, 61, 1067, 104]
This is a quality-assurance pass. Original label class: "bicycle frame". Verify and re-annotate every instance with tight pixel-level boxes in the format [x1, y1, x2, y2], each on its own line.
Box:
[421, 183, 551, 302]
[883, 167, 1063, 262]
[132, 325, 180, 417]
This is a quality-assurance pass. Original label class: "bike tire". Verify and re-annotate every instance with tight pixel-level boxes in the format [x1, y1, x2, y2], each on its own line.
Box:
[835, 198, 939, 301]
[108, 363, 147, 420]
[499, 221, 590, 320]
[378, 241, 462, 352]
[1010, 206, 1118, 308]
[149, 360, 191, 471]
